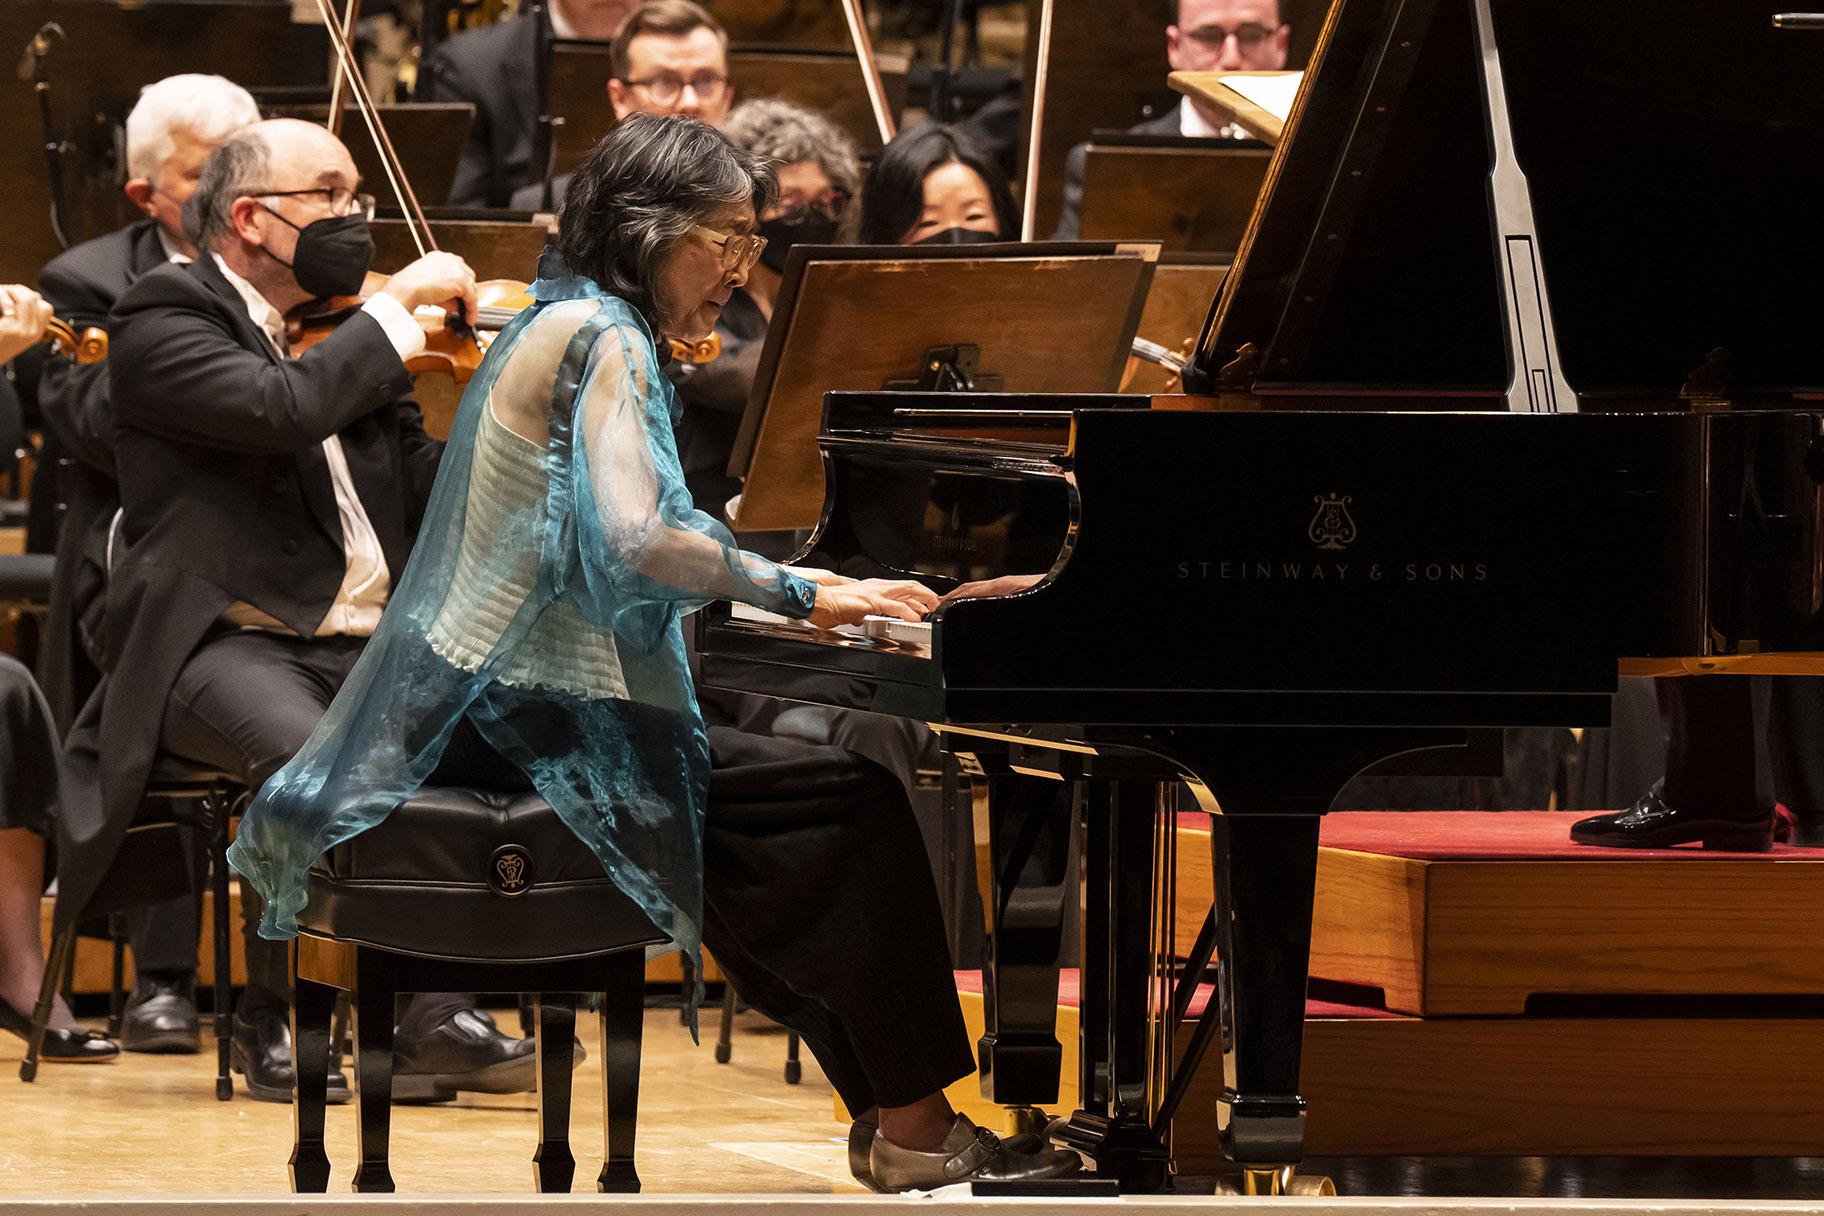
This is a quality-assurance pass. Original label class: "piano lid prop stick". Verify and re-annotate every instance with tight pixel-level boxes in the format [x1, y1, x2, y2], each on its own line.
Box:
[838, 0, 896, 146]
[1019, 0, 1056, 241]
[1773, 12, 1824, 27]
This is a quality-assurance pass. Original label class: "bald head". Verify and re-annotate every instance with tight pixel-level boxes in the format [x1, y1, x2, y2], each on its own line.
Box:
[191, 119, 362, 252]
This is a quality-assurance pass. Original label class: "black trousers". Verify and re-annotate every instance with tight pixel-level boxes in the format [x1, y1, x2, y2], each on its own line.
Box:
[160, 630, 468, 1029]
[434, 708, 976, 1115]
[1659, 675, 1824, 820]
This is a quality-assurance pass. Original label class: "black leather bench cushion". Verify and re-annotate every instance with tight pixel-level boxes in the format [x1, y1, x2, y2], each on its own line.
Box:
[303, 787, 664, 963]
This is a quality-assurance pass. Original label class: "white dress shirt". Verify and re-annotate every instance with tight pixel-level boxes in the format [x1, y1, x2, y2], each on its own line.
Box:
[210, 253, 427, 637]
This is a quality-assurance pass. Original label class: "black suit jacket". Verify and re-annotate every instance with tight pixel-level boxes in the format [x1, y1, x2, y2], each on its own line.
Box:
[1053, 109, 1184, 240]
[54, 255, 441, 937]
[424, 12, 552, 209]
[34, 218, 170, 728]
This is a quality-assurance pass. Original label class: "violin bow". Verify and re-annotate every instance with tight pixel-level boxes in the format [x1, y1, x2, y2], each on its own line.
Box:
[838, 0, 896, 146]
[313, 0, 437, 258]
[1019, 0, 1057, 241]
[325, 0, 362, 140]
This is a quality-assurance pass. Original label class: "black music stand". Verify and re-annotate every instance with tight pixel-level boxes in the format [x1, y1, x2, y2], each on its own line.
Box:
[265, 104, 474, 208]
[1079, 135, 1270, 254]
[547, 41, 908, 177]
[725, 240, 1161, 533]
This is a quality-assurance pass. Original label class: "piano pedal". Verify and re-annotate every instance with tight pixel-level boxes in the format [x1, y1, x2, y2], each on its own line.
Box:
[1215, 1166, 1336, 1197]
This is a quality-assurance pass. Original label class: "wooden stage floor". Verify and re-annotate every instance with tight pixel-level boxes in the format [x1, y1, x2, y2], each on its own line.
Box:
[0, 1004, 863, 1197]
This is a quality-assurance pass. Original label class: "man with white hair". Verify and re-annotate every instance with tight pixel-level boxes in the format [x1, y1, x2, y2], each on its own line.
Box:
[35, 73, 261, 1057]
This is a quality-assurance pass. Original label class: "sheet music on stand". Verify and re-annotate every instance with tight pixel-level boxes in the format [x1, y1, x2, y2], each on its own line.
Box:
[726, 241, 1161, 533]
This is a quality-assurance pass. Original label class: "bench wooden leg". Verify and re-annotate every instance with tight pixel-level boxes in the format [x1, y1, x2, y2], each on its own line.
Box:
[533, 994, 578, 1193]
[597, 952, 644, 1193]
[290, 968, 335, 1193]
[350, 949, 396, 1194]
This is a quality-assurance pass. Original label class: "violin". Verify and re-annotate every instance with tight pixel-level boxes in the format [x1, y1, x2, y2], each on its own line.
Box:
[42, 315, 108, 364]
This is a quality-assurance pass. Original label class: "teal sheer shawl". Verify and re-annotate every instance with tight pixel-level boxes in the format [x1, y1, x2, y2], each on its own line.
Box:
[227, 253, 816, 977]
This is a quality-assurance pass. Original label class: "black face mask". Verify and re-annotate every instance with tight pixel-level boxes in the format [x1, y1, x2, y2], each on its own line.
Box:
[757, 206, 840, 273]
[262, 208, 375, 298]
[911, 225, 1002, 247]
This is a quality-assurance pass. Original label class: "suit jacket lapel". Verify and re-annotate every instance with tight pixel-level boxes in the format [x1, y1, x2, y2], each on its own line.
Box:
[186, 256, 344, 548]
[127, 221, 169, 277]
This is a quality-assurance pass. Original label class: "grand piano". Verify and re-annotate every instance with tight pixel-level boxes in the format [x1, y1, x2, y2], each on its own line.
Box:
[698, 0, 1824, 1194]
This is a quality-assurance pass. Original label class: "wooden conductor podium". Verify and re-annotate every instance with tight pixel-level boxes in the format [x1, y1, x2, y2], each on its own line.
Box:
[723, 241, 1161, 534]
[1079, 137, 1270, 253]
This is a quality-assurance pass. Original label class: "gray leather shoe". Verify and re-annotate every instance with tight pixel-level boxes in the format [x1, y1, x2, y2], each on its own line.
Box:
[869, 1114, 1082, 1192]
[850, 1114, 1049, 1191]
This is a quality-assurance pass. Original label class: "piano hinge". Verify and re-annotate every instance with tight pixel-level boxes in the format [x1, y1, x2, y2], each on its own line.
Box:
[1216, 341, 1262, 391]
[1680, 346, 1732, 412]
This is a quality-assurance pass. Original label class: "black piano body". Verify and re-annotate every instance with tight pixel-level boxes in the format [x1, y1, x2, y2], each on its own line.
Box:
[699, 396, 1824, 1188]
[701, 0, 1823, 1192]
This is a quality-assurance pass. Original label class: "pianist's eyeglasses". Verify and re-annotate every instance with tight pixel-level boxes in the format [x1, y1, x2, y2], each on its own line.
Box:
[626, 70, 730, 106]
[693, 224, 768, 276]
[1182, 21, 1274, 51]
[246, 187, 377, 221]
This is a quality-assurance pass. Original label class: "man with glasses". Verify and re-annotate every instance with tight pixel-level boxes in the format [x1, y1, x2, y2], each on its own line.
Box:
[1053, 0, 1290, 238]
[62, 118, 539, 1105]
[506, 0, 733, 210]
[33, 75, 260, 1059]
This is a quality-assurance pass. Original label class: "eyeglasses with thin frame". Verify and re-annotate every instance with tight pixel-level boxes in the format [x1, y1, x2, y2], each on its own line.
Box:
[774, 188, 851, 222]
[245, 187, 377, 221]
[1182, 21, 1275, 51]
[693, 223, 767, 275]
[625, 70, 729, 106]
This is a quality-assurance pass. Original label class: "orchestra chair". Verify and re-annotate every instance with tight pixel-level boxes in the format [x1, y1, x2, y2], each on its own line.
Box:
[22, 760, 241, 1097]
[292, 786, 663, 1194]
[713, 982, 803, 1084]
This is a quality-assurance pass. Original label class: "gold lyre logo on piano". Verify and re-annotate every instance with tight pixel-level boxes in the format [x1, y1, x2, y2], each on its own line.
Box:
[1308, 494, 1357, 551]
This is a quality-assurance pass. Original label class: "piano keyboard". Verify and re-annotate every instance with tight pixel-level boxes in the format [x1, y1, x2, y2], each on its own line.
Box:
[728, 602, 933, 645]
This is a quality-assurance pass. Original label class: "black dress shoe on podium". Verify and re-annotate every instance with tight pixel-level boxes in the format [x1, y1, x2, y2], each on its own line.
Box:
[392, 1007, 536, 1104]
[231, 1011, 351, 1104]
[121, 974, 200, 1054]
[1571, 785, 1774, 852]
[0, 998, 119, 1063]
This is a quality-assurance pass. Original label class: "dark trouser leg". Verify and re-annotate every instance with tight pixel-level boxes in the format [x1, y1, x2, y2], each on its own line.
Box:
[161, 634, 369, 1015]
[125, 896, 200, 976]
[1764, 677, 1824, 822]
[1658, 676, 1758, 818]
[698, 726, 975, 1116]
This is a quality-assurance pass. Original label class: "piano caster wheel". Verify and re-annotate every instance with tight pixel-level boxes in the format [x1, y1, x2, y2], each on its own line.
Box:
[1216, 1166, 1331, 1196]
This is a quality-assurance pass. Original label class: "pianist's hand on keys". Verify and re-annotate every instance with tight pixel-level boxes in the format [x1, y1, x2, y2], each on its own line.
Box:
[805, 577, 939, 630]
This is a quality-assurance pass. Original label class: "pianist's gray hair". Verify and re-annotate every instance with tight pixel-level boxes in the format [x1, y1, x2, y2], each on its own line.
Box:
[556, 114, 776, 327]
[188, 128, 272, 251]
[125, 74, 260, 183]
[720, 99, 862, 241]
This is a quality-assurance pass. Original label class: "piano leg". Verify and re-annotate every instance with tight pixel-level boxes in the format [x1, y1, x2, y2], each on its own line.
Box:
[974, 769, 1073, 1108]
[1053, 778, 1174, 1192]
[1208, 812, 1321, 1173]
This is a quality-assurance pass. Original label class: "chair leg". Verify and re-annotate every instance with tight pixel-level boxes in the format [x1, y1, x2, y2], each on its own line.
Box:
[329, 994, 350, 1074]
[20, 925, 78, 1083]
[714, 983, 735, 1064]
[350, 949, 397, 1194]
[533, 994, 578, 1193]
[290, 968, 336, 1193]
[784, 1032, 802, 1085]
[106, 914, 127, 1039]
[597, 951, 645, 1194]
[210, 785, 235, 1101]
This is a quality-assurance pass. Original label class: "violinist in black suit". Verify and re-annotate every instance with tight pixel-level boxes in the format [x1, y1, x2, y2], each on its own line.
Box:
[34, 73, 261, 1055]
[58, 118, 534, 1104]
[1052, 0, 1291, 239]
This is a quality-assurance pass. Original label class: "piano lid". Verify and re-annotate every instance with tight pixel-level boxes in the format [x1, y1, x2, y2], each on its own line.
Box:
[1189, 0, 1824, 401]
